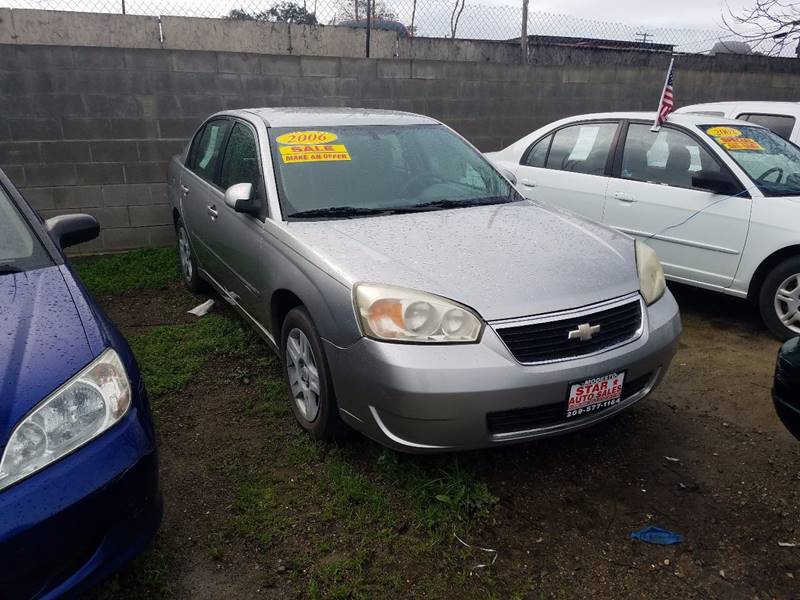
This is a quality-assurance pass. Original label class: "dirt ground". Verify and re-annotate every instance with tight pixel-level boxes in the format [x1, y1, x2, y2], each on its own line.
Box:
[91, 281, 799, 600]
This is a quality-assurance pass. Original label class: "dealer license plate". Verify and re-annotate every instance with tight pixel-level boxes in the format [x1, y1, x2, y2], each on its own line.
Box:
[566, 372, 625, 419]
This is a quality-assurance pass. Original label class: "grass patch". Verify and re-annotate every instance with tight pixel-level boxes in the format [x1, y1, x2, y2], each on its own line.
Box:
[376, 450, 498, 534]
[129, 314, 257, 398]
[72, 247, 180, 296]
[320, 454, 395, 529]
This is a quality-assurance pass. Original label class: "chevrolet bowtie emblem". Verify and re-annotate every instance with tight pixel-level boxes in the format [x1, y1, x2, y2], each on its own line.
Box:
[568, 323, 601, 341]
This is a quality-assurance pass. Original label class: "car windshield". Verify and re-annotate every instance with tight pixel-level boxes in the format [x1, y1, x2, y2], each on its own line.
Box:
[268, 124, 520, 219]
[0, 185, 51, 274]
[702, 124, 800, 197]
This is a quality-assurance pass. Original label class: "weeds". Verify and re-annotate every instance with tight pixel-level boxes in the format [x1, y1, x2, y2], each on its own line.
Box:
[72, 247, 180, 296]
[129, 314, 257, 398]
[376, 449, 498, 533]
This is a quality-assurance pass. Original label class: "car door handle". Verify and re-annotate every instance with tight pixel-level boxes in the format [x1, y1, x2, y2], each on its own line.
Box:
[613, 192, 637, 203]
[180, 184, 189, 195]
[520, 178, 537, 188]
[207, 204, 218, 218]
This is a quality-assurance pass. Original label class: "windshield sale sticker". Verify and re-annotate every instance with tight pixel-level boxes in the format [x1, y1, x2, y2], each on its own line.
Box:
[706, 126, 742, 138]
[276, 131, 338, 145]
[279, 144, 351, 163]
[718, 136, 764, 151]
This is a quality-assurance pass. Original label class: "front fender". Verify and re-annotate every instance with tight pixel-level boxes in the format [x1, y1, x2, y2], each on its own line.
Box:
[265, 230, 361, 346]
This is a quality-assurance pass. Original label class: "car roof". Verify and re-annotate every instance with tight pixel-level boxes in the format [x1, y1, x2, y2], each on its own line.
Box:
[558, 111, 764, 128]
[219, 107, 440, 128]
[677, 101, 800, 116]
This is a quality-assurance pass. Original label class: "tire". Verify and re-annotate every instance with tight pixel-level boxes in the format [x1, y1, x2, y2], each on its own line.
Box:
[280, 307, 347, 440]
[176, 218, 207, 293]
[759, 256, 800, 341]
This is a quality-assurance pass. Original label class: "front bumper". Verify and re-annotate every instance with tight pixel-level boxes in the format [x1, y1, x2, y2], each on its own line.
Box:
[0, 401, 162, 600]
[326, 291, 681, 452]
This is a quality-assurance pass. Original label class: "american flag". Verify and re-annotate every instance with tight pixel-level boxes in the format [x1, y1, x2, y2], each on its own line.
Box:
[652, 58, 675, 131]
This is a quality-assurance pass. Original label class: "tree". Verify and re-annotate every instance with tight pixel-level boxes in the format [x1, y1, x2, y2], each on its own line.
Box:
[450, 0, 466, 38]
[722, 0, 800, 56]
[226, 1, 318, 25]
[333, 0, 397, 23]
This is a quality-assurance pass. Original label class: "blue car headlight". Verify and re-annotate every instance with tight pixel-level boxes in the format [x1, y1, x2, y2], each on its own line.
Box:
[0, 348, 131, 491]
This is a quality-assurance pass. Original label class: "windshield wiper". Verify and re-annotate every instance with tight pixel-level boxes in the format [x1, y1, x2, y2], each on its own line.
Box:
[288, 205, 418, 220]
[399, 196, 518, 212]
[0, 264, 23, 275]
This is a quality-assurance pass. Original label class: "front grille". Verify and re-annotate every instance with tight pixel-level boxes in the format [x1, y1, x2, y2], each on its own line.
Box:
[486, 371, 654, 435]
[494, 297, 643, 364]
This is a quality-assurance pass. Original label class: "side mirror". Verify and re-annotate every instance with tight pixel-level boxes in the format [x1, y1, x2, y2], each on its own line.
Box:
[45, 214, 99, 250]
[500, 168, 517, 185]
[224, 182, 259, 215]
[692, 172, 742, 196]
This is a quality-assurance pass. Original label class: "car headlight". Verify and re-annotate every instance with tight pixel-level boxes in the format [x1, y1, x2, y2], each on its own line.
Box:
[0, 348, 131, 491]
[635, 240, 666, 305]
[354, 283, 483, 343]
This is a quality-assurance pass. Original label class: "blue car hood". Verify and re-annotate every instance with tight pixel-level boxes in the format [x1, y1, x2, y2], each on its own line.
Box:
[0, 266, 95, 439]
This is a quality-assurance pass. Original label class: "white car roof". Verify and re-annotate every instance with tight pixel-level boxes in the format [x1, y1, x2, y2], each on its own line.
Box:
[218, 107, 440, 128]
[555, 111, 758, 128]
[676, 101, 800, 116]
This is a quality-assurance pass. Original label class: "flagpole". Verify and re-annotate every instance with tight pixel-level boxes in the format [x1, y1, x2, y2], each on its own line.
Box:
[651, 56, 674, 132]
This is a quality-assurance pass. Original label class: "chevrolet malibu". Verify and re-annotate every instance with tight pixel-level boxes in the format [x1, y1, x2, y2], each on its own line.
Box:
[0, 169, 161, 597]
[168, 108, 681, 452]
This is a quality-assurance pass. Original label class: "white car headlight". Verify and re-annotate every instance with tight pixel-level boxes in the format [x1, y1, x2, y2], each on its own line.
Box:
[636, 240, 666, 305]
[354, 283, 483, 343]
[0, 348, 131, 491]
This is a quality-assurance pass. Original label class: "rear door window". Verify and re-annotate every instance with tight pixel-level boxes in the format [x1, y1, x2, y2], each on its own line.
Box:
[544, 123, 618, 175]
[187, 119, 231, 185]
[522, 134, 552, 167]
[737, 113, 796, 141]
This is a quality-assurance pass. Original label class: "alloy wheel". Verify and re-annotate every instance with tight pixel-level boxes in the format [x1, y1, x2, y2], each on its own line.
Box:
[178, 227, 193, 283]
[285, 328, 321, 422]
[774, 273, 800, 335]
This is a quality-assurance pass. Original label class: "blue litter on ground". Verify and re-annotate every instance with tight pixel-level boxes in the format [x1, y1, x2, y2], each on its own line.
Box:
[630, 526, 684, 545]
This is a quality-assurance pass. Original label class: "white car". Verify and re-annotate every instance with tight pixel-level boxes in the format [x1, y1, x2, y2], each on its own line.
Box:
[676, 101, 800, 144]
[486, 112, 800, 340]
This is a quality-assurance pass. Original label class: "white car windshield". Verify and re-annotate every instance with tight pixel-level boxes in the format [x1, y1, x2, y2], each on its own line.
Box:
[268, 124, 520, 219]
[702, 124, 800, 197]
[0, 185, 51, 274]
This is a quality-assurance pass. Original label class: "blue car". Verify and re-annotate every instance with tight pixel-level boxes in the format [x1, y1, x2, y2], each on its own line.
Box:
[0, 168, 162, 598]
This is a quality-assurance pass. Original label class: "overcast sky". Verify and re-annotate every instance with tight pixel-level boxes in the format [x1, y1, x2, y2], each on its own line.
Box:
[513, 0, 752, 30]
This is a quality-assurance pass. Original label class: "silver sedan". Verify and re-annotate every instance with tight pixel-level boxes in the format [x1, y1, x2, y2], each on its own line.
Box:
[167, 108, 681, 452]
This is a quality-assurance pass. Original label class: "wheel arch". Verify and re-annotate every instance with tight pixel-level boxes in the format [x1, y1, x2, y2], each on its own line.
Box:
[748, 245, 800, 302]
[271, 288, 304, 344]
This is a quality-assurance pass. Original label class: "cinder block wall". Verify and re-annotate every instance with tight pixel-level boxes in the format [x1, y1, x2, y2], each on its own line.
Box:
[1, 37, 800, 252]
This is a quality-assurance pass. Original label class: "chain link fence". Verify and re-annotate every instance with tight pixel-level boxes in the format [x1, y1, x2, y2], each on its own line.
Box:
[1, 0, 794, 56]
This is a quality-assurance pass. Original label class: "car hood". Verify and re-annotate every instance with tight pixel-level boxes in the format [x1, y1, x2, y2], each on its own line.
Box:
[286, 200, 639, 321]
[0, 266, 95, 439]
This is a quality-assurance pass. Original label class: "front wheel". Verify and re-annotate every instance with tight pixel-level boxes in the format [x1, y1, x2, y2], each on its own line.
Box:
[759, 257, 800, 341]
[281, 307, 347, 440]
[176, 218, 207, 293]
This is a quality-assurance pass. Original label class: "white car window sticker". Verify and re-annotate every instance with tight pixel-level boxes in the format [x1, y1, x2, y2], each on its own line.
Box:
[568, 126, 599, 161]
[198, 126, 219, 170]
